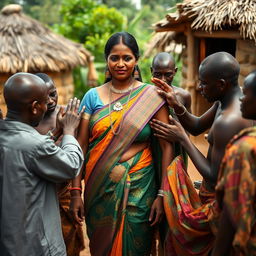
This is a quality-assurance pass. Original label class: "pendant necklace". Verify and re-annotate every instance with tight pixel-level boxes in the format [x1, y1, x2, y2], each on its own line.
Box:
[110, 83, 134, 111]
[109, 82, 135, 135]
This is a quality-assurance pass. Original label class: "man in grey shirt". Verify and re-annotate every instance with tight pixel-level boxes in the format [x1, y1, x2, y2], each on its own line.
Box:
[0, 73, 84, 256]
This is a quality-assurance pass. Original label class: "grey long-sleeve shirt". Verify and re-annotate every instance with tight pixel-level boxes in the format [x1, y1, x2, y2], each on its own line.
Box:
[0, 120, 84, 256]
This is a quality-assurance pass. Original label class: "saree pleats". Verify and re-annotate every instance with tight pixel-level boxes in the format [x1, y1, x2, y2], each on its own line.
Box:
[83, 84, 165, 256]
[162, 156, 214, 256]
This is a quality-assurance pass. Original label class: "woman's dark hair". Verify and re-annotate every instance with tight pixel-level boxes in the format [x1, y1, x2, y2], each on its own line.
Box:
[104, 32, 142, 82]
[104, 32, 140, 60]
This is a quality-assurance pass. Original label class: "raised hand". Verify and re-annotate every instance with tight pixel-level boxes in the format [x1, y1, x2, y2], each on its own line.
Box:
[151, 77, 179, 108]
[57, 98, 85, 136]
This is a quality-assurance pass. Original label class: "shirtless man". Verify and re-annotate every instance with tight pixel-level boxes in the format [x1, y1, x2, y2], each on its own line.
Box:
[151, 51, 252, 193]
[151, 52, 192, 173]
[151, 52, 191, 111]
[212, 71, 256, 255]
[35, 73, 60, 136]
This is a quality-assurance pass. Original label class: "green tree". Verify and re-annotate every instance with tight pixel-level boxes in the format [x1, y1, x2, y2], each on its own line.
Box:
[0, 0, 62, 26]
[55, 0, 125, 62]
[53, 0, 126, 97]
[141, 0, 182, 8]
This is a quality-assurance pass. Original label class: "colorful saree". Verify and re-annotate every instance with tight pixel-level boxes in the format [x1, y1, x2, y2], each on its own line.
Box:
[162, 155, 215, 256]
[83, 84, 165, 256]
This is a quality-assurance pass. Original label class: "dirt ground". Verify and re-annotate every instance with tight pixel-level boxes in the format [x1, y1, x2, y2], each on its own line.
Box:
[80, 134, 208, 256]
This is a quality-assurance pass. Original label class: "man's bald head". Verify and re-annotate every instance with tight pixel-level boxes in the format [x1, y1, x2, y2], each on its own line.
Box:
[4, 73, 47, 112]
[4, 73, 49, 126]
[199, 52, 240, 84]
[151, 52, 177, 86]
[152, 52, 175, 69]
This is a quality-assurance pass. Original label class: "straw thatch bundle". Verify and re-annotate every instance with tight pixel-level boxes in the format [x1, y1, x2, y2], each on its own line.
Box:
[155, 0, 256, 42]
[144, 31, 185, 57]
[0, 4, 92, 73]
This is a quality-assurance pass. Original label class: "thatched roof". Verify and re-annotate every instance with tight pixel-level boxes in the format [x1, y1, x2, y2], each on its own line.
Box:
[154, 0, 256, 42]
[144, 31, 185, 57]
[0, 4, 92, 73]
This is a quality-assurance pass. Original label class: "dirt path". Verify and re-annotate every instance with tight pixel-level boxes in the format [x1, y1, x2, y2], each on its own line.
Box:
[80, 135, 208, 256]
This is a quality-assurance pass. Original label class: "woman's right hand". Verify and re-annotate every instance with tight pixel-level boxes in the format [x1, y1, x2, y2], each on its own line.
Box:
[69, 196, 84, 225]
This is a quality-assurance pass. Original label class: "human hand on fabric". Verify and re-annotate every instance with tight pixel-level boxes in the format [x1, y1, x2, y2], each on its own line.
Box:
[69, 196, 84, 225]
[150, 116, 187, 143]
[149, 196, 164, 226]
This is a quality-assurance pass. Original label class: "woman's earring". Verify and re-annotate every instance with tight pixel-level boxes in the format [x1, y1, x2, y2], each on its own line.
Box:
[133, 65, 140, 80]
[105, 66, 112, 80]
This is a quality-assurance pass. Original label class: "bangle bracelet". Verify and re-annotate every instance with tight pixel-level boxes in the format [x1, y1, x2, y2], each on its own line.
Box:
[175, 105, 186, 116]
[69, 187, 82, 193]
[71, 196, 82, 199]
[157, 189, 164, 197]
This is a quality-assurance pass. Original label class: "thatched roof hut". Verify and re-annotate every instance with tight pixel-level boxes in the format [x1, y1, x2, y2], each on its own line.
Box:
[0, 4, 97, 115]
[149, 0, 256, 115]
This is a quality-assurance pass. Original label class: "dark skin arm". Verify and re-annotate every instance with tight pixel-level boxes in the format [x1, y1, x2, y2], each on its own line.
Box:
[69, 117, 90, 225]
[152, 77, 219, 136]
[150, 116, 213, 182]
[149, 104, 173, 226]
[211, 205, 235, 256]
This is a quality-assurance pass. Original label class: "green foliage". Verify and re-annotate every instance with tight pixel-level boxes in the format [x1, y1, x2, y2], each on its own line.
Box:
[54, 0, 125, 62]
[141, 0, 182, 8]
[0, 0, 62, 26]
[0, 0, 184, 96]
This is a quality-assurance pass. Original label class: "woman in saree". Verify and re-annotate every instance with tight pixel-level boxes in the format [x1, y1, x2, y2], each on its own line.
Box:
[69, 32, 173, 256]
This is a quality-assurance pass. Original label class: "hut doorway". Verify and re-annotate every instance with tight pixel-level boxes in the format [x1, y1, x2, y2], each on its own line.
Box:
[199, 38, 236, 63]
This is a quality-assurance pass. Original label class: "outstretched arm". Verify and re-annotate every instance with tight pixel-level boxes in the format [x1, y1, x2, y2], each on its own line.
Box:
[151, 77, 218, 135]
[150, 116, 213, 182]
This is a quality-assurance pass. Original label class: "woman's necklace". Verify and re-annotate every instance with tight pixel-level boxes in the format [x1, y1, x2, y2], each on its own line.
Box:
[109, 82, 135, 135]
[110, 83, 134, 94]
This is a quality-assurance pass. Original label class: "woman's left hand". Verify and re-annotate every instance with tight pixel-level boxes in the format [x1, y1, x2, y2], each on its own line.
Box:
[149, 196, 164, 226]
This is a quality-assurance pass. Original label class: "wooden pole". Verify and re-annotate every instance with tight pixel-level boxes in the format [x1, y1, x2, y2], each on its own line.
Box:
[186, 25, 197, 114]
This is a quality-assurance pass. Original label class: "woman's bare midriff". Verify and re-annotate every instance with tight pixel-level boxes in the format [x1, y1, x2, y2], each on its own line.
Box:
[119, 141, 149, 163]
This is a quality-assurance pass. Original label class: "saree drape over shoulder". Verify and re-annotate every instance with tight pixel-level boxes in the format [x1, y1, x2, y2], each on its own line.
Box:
[82, 84, 165, 256]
